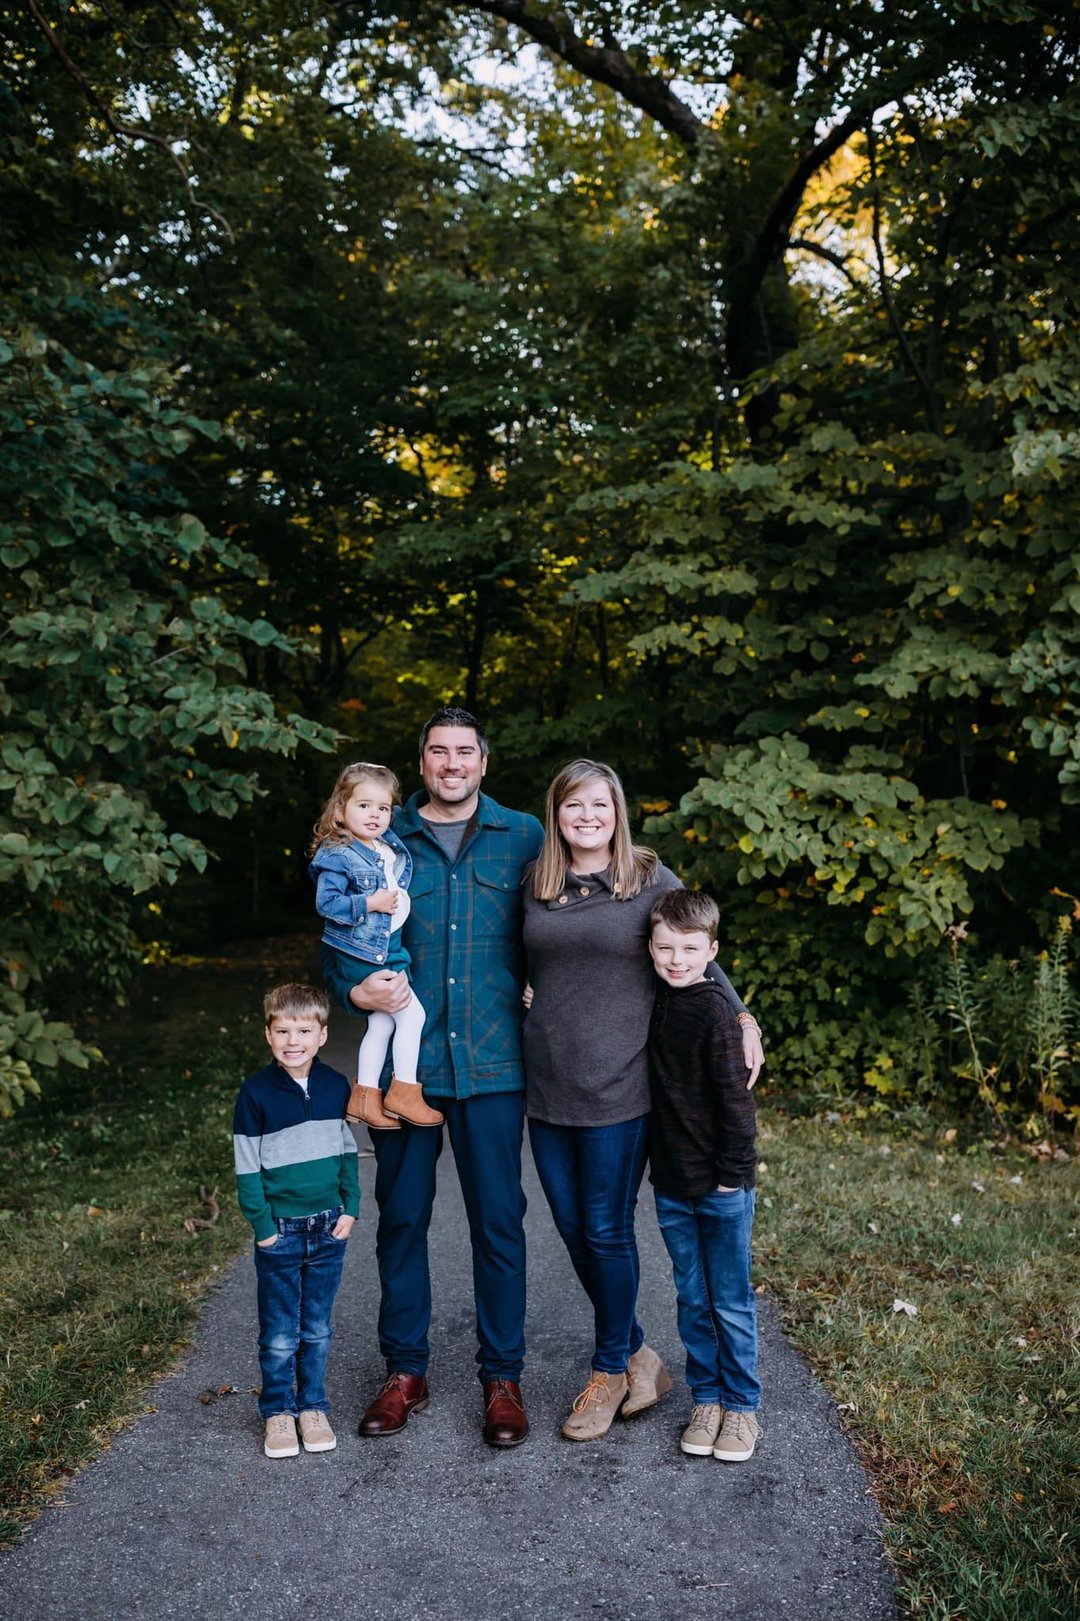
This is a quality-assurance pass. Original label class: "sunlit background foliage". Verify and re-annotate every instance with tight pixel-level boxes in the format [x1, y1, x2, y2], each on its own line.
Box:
[2, 1, 1077, 1124]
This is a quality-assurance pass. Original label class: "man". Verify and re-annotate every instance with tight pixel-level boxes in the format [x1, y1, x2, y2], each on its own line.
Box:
[321, 707, 543, 1447]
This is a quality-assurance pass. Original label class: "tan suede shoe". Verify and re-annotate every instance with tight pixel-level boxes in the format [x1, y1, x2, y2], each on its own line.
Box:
[560, 1371, 628, 1442]
[298, 1410, 337, 1452]
[263, 1413, 299, 1458]
[622, 1343, 674, 1417]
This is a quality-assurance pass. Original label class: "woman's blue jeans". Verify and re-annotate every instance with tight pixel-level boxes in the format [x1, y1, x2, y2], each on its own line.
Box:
[654, 1186, 761, 1412]
[528, 1114, 649, 1374]
[253, 1209, 348, 1419]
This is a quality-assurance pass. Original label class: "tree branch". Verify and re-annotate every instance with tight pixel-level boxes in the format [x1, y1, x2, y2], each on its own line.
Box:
[464, 1, 703, 147]
[789, 236, 863, 289]
[27, 0, 235, 242]
[866, 124, 943, 436]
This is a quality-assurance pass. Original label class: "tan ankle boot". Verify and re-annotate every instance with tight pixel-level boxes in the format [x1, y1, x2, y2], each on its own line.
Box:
[346, 1084, 401, 1130]
[622, 1343, 674, 1417]
[560, 1370, 628, 1442]
[383, 1077, 445, 1127]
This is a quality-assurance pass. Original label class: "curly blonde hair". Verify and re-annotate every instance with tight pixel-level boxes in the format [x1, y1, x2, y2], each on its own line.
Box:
[309, 762, 401, 855]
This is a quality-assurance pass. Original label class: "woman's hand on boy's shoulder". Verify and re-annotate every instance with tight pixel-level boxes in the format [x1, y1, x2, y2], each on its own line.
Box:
[741, 1023, 764, 1089]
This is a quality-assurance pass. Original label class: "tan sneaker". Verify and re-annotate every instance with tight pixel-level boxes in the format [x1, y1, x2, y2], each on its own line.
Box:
[383, 1077, 445, 1127]
[622, 1343, 674, 1417]
[298, 1410, 337, 1452]
[264, 1413, 299, 1458]
[713, 1410, 762, 1462]
[680, 1403, 723, 1456]
[560, 1371, 628, 1442]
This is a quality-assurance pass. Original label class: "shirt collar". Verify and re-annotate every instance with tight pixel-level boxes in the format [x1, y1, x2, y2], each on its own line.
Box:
[397, 790, 509, 835]
[547, 864, 614, 908]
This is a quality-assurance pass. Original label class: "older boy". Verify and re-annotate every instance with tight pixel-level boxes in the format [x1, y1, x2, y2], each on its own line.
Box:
[233, 983, 360, 1458]
[647, 891, 762, 1462]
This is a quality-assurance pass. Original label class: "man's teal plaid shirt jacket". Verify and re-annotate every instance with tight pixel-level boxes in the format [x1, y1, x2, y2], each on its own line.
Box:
[321, 790, 544, 1100]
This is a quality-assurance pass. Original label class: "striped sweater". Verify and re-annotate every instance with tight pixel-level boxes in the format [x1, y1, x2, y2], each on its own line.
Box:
[232, 1058, 360, 1242]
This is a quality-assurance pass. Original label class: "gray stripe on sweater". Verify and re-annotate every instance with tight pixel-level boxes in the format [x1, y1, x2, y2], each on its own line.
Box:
[233, 1118, 358, 1176]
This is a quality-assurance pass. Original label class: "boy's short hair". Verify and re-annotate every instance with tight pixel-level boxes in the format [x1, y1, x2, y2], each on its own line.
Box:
[649, 889, 720, 944]
[264, 983, 331, 1026]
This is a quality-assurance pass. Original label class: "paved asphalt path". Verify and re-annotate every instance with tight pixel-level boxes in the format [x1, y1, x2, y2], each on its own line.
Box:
[4, 1020, 896, 1621]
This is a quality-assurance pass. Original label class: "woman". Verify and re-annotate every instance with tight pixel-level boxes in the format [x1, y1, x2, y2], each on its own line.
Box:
[522, 759, 762, 1441]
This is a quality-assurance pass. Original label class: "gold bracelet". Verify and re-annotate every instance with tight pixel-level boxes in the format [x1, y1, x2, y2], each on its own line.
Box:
[735, 1011, 760, 1029]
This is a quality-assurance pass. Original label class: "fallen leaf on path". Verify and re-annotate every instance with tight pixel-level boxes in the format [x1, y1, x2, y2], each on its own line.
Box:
[892, 1298, 919, 1318]
[197, 1384, 240, 1405]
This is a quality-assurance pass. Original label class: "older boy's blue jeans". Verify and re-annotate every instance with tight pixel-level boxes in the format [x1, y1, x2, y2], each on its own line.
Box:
[253, 1209, 347, 1419]
[654, 1186, 761, 1412]
[528, 1114, 650, 1375]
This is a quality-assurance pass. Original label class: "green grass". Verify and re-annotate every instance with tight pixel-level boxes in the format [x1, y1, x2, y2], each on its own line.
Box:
[0, 939, 313, 1546]
[755, 1112, 1080, 1620]
[1, 950, 1077, 1620]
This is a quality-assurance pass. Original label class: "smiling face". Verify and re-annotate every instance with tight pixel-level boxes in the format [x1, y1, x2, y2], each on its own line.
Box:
[557, 778, 617, 871]
[265, 1014, 329, 1080]
[339, 778, 394, 845]
[649, 919, 719, 988]
[419, 725, 488, 819]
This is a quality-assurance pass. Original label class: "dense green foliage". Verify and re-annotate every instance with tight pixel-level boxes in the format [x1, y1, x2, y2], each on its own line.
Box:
[1, 2, 1077, 1122]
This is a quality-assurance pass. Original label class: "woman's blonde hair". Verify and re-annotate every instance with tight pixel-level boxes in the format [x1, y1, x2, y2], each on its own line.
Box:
[309, 762, 400, 854]
[531, 759, 658, 902]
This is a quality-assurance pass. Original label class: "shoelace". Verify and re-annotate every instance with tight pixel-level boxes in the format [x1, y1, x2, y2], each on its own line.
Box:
[689, 1404, 721, 1429]
[380, 1373, 413, 1395]
[571, 1372, 611, 1414]
[718, 1411, 753, 1442]
[486, 1380, 522, 1410]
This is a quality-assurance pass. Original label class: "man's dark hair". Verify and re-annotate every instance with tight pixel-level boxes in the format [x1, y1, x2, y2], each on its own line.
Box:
[418, 706, 489, 758]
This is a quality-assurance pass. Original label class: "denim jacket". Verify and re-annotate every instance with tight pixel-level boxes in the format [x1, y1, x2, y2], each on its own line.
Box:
[309, 830, 413, 966]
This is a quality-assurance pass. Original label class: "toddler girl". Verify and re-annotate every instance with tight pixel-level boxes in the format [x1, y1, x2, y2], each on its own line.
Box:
[309, 762, 443, 1129]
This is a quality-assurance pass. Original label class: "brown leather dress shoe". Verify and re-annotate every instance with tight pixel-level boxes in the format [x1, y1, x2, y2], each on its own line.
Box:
[482, 1379, 529, 1448]
[358, 1372, 429, 1437]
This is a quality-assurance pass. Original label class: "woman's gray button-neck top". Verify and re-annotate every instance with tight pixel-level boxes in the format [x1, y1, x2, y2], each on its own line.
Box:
[521, 862, 680, 1127]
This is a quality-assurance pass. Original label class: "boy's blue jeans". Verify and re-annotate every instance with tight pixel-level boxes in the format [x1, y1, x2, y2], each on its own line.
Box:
[653, 1186, 761, 1412]
[528, 1114, 650, 1375]
[253, 1209, 347, 1419]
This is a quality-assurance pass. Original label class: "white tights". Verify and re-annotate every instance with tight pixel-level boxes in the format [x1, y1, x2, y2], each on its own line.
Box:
[356, 987, 427, 1087]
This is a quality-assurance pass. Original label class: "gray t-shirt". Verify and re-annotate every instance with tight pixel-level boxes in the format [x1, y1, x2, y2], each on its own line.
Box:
[423, 817, 470, 865]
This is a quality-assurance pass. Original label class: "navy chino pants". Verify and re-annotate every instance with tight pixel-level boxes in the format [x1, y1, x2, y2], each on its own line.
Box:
[370, 1090, 527, 1382]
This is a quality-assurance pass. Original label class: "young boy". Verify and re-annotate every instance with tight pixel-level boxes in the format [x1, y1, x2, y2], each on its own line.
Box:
[233, 984, 360, 1459]
[647, 891, 762, 1462]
